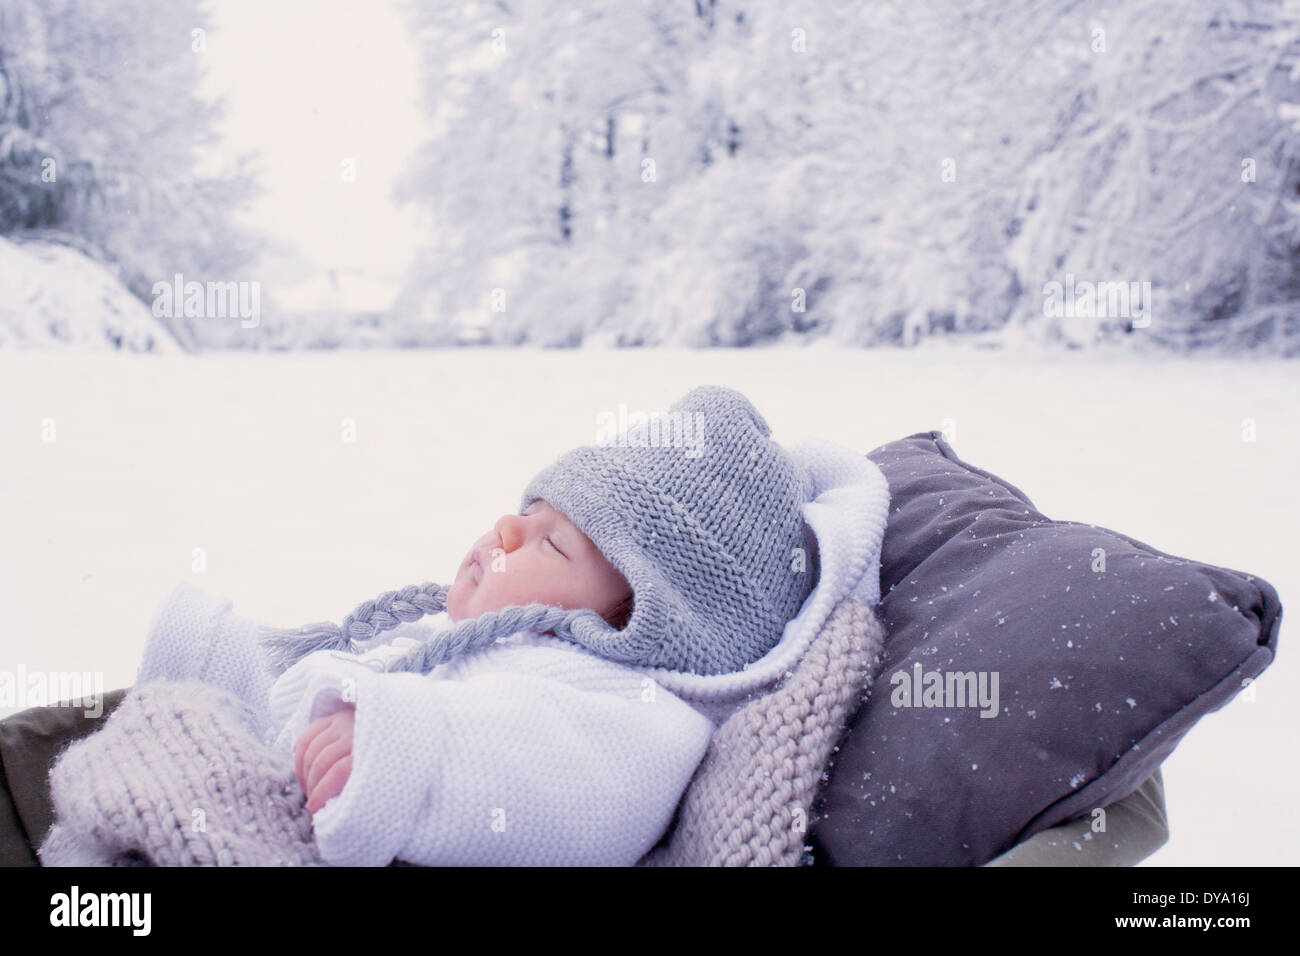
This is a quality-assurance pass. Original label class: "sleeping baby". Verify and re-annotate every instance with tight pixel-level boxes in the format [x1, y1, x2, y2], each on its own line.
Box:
[116, 383, 891, 865]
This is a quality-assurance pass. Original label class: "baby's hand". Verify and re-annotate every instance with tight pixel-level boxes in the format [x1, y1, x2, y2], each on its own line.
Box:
[293, 706, 356, 814]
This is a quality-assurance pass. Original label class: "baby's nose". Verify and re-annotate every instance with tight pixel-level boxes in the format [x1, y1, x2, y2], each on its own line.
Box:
[494, 513, 526, 550]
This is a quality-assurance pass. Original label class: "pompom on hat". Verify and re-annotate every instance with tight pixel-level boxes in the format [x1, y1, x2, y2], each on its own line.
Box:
[260, 385, 819, 678]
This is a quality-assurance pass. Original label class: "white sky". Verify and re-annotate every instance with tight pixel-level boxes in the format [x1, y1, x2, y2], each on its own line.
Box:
[196, 0, 430, 282]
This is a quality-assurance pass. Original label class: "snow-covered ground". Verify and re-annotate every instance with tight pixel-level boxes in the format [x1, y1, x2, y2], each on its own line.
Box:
[0, 345, 1294, 866]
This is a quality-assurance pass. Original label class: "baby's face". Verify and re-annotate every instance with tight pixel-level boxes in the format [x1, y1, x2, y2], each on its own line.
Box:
[446, 499, 632, 624]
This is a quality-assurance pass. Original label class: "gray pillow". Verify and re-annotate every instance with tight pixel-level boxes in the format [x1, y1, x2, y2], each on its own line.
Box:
[808, 430, 1283, 866]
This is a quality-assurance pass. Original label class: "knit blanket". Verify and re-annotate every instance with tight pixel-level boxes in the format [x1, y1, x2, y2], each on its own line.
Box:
[39, 595, 886, 867]
[39, 681, 323, 866]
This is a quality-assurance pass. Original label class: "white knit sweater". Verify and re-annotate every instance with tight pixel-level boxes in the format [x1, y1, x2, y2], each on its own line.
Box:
[134, 439, 889, 867]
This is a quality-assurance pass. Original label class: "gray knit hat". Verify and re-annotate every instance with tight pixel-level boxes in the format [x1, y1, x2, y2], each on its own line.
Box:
[260, 385, 818, 678]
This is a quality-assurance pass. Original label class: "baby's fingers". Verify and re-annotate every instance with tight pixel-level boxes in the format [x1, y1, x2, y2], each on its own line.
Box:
[305, 735, 352, 799]
[308, 753, 353, 814]
[295, 720, 340, 792]
[293, 723, 317, 789]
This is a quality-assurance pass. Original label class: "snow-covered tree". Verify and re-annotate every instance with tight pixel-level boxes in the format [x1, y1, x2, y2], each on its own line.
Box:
[394, 0, 1300, 354]
[0, 0, 263, 348]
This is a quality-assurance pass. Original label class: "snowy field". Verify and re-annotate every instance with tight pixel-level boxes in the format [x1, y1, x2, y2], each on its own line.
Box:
[0, 346, 1294, 866]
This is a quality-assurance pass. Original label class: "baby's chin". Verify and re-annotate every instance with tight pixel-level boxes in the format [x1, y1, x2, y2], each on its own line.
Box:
[445, 581, 469, 622]
[446, 557, 482, 621]
[446, 586, 515, 624]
